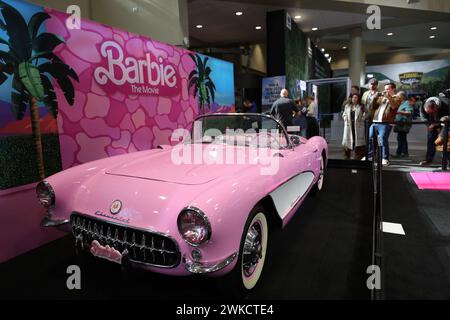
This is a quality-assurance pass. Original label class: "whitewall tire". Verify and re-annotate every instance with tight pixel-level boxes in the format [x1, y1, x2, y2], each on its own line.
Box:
[317, 156, 325, 191]
[219, 205, 269, 298]
[241, 212, 268, 290]
[311, 155, 325, 195]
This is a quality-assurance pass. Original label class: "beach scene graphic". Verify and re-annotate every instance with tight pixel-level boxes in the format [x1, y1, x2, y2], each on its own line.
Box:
[1, 0, 235, 191]
[0, 0, 77, 190]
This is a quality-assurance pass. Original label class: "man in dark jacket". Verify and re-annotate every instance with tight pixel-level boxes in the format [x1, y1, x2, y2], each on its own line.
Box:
[270, 89, 298, 128]
[420, 96, 450, 165]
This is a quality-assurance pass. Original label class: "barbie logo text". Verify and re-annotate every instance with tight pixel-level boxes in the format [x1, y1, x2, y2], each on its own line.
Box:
[94, 41, 179, 96]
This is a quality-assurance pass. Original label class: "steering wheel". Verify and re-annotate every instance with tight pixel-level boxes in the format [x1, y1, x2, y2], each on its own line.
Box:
[249, 131, 281, 149]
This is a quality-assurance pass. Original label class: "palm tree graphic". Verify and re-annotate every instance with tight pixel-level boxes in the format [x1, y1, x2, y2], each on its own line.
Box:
[0, 0, 79, 180]
[188, 53, 216, 114]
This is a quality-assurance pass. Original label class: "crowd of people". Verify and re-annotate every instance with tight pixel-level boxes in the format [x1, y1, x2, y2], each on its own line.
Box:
[238, 82, 450, 167]
[268, 89, 319, 138]
[341, 78, 450, 166]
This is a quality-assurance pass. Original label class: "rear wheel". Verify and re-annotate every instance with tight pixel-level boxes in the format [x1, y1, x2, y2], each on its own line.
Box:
[312, 155, 325, 194]
[317, 156, 325, 191]
[219, 205, 269, 298]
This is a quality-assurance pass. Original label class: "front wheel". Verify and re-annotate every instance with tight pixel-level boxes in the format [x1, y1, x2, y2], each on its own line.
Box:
[219, 205, 269, 298]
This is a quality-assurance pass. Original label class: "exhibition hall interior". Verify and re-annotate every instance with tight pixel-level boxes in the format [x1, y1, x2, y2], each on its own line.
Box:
[0, 0, 449, 301]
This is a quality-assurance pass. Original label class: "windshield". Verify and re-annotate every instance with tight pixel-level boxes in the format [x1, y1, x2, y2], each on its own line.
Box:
[190, 114, 290, 149]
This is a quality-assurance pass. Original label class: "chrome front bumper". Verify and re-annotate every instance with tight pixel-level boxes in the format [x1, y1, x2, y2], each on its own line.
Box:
[42, 214, 237, 275]
[41, 216, 69, 228]
[184, 252, 238, 274]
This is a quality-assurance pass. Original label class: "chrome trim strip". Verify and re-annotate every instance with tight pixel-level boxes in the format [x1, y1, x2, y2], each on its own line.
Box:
[71, 212, 174, 240]
[184, 252, 238, 274]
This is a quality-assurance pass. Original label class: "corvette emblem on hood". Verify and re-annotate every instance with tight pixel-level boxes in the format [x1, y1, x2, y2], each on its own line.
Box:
[110, 200, 122, 214]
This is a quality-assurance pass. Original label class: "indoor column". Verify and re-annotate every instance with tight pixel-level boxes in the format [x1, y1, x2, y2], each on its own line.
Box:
[349, 27, 366, 87]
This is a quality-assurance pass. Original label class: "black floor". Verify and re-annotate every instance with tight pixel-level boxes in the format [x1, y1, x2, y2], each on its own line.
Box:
[382, 171, 450, 299]
[0, 168, 374, 300]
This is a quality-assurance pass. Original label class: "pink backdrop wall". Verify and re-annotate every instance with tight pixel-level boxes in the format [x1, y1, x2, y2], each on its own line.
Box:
[0, 4, 234, 263]
[47, 9, 200, 169]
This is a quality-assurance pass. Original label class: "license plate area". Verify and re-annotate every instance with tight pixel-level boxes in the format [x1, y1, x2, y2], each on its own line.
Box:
[90, 240, 123, 264]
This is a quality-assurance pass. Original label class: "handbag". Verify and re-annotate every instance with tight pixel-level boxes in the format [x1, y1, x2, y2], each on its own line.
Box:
[394, 120, 411, 133]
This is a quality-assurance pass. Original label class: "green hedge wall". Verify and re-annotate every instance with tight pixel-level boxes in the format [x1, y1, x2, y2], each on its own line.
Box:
[0, 134, 62, 190]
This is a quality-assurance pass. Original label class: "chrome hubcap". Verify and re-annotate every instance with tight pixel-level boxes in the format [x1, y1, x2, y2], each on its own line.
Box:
[318, 159, 324, 189]
[243, 221, 263, 278]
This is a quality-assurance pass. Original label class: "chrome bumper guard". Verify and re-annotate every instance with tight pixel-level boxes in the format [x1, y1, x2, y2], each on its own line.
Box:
[184, 252, 238, 274]
[41, 216, 69, 227]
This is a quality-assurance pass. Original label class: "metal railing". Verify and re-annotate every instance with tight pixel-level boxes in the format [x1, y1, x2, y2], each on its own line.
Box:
[371, 142, 384, 300]
[364, 119, 450, 171]
[368, 118, 449, 300]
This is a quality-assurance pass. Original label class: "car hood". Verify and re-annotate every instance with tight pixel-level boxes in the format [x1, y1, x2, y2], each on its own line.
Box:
[105, 145, 252, 185]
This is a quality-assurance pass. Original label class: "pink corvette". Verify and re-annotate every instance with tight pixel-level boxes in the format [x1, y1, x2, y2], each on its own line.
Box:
[37, 113, 328, 295]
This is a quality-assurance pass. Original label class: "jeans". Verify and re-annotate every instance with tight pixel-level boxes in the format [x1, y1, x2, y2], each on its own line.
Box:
[425, 129, 439, 162]
[396, 132, 408, 156]
[368, 124, 393, 160]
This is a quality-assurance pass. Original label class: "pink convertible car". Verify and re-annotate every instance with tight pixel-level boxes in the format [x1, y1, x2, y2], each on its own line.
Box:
[38, 113, 328, 295]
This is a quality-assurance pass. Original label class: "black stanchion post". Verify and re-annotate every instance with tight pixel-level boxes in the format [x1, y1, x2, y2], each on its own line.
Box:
[371, 139, 384, 300]
[365, 120, 370, 160]
[442, 120, 449, 171]
[376, 145, 384, 300]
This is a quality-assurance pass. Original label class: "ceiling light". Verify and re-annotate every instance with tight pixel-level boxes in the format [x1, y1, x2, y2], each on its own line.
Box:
[324, 53, 330, 58]
[342, 46, 347, 49]
[196, 25, 203, 29]
[255, 26, 262, 30]
[430, 27, 437, 30]
[294, 15, 301, 20]
[235, 11, 243, 16]
[321, 48, 325, 52]
[312, 27, 318, 31]
[387, 32, 393, 36]
[429, 35, 436, 39]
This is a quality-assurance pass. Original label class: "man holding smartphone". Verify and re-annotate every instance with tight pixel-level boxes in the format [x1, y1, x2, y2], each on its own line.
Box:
[365, 83, 402, 166]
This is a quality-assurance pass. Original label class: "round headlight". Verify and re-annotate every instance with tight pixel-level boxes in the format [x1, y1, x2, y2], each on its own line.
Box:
[36, 181, 55, 208]
[177, 208, 211, 246]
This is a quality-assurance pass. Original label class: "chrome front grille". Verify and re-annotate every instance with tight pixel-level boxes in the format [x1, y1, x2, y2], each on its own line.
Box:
[71, 213, 180, 268]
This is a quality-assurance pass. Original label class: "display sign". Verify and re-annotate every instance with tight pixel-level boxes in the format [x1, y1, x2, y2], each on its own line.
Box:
[93, 41, 181, 97]
[295, 80, 307, 99]
[313, 85, 319, 117]
[262, 76, 286, 110]
[399, 72, 423, 86]
[363, 59, 450, 96]
[286, 13, 292, 31]
[300, 80, 307, 92]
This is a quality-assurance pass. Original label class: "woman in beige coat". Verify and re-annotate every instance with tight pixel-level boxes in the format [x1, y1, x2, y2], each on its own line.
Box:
[342, 94, 369, 160]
